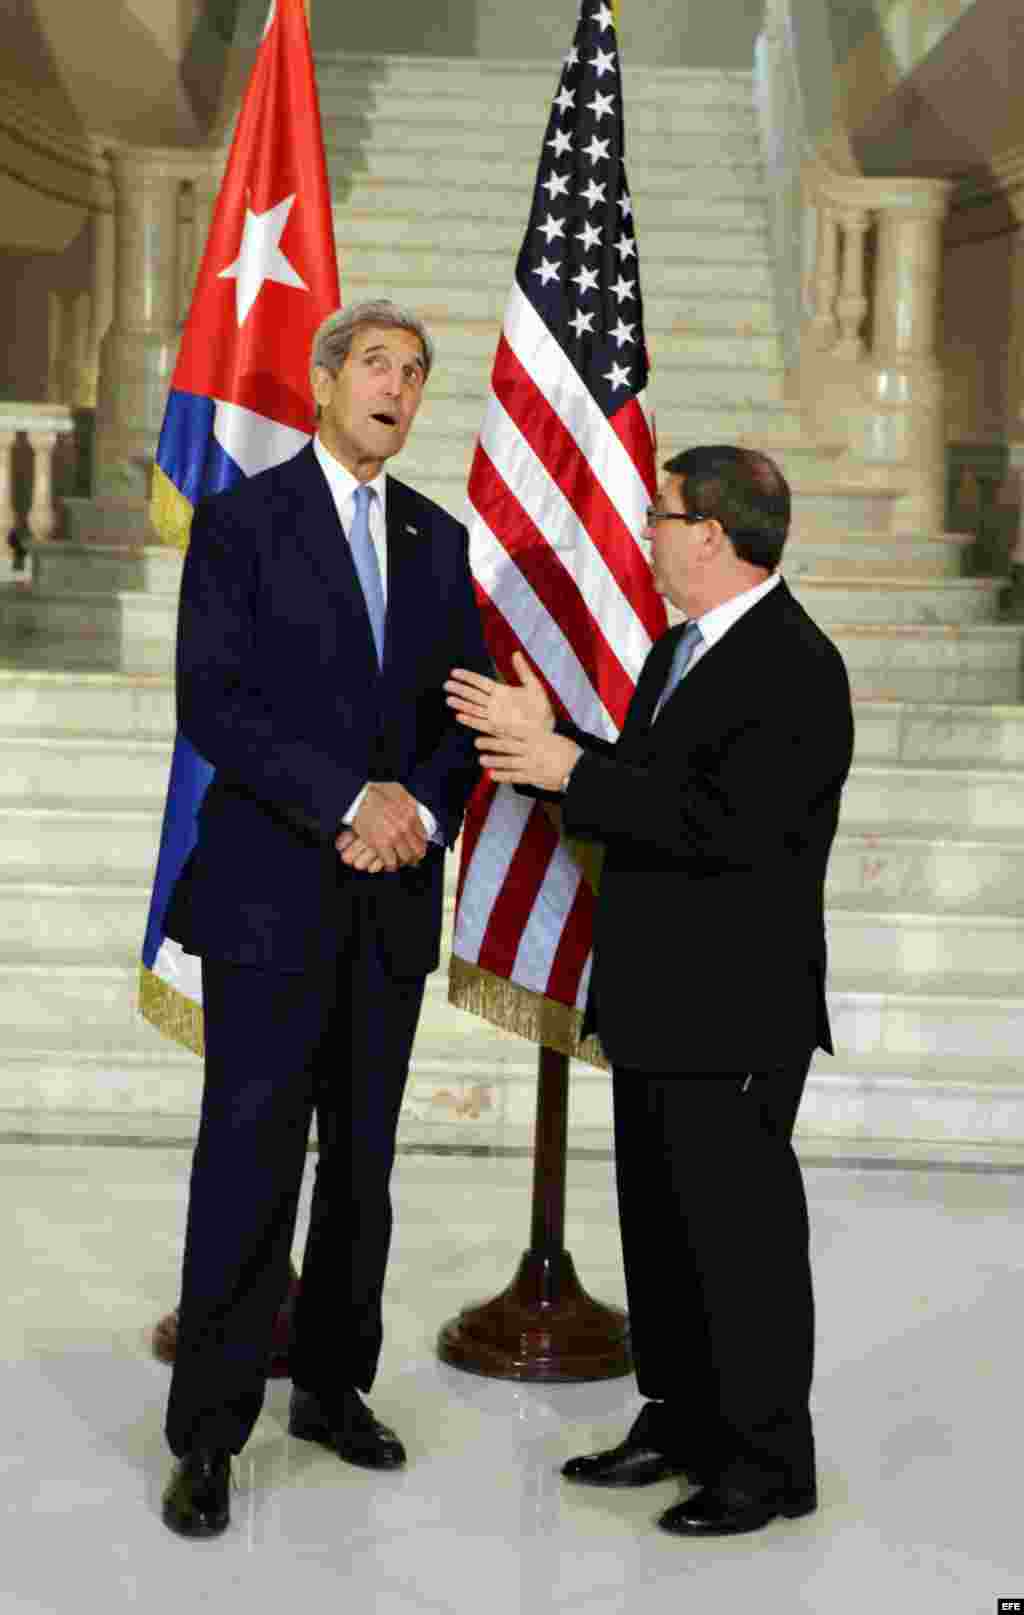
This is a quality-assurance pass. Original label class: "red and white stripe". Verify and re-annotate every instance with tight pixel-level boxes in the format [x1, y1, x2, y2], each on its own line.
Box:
[452, 284, 667, 1012]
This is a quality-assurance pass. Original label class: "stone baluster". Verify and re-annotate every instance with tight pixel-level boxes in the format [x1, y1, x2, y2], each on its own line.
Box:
[834, 206, 872, 362]
[867, 183, 952, 530]
[0, 430, 18, 578]
[94, 145, 198, 499]
[809, 204, 839, 351]
[26, 431, 61, 544]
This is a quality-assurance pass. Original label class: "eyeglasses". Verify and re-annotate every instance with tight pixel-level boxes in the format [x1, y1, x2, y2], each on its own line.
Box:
[644, 507, 706, 527]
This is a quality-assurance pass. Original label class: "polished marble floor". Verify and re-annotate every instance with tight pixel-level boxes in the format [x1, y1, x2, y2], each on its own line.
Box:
[3, 1141, 1022, 1615]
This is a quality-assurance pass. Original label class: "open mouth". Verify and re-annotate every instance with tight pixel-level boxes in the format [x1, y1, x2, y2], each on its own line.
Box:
[370, 410, 398, 427]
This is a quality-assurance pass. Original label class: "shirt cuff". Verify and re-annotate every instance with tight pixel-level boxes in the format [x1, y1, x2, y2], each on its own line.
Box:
[342, 786, 441, 845]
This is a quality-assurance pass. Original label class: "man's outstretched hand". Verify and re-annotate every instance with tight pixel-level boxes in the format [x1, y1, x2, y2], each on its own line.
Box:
[445, 651, 555, 737]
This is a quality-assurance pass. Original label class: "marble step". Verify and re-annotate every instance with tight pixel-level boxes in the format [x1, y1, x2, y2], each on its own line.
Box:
[4, 966, 1024, 1161]
[62, 497, 152, 549]
[786, 533, 971, 580]
[826, 969, 1024, 1061]
[338, 173, 769, 224]
[316, 62, 759, 130]
[853, 701, 1024, 766]
[832, 625, 1024, 704]
[0, 803, 160, 876]
[327, 143, 764, 198]
[341, 254, 774, 306]
[325, 116, 759, 168]
[6, 675, 1024, 775]
[335, 201, 768, 253]
[791, 576, 1003, 628]
[413, 388, 799, 441]
[344, 235, 775, 288]
[827, 825, 1024, 907]
[826, 901, 1024, 977]
[0, 587, 176, 675]
[30, 545, 181, 598]
[316, 55, 756, 111]
[842, 759, 1024, 829]
[0, 669, 174, 736]
[8, 797, 1024, 915]
[0, 732, 173, 801]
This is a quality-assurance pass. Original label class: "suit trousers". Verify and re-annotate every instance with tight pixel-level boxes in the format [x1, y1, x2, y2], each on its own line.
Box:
[164, 889, 426, 1458]
[612, 1058, 815, 1495]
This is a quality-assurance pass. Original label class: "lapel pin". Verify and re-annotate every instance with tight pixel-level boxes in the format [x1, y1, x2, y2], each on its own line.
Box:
[404, 523, 419, 536]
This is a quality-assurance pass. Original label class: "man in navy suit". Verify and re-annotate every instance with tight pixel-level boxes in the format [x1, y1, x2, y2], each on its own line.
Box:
[447, 446, 854, 1539]
[161, 299, 491, 1538]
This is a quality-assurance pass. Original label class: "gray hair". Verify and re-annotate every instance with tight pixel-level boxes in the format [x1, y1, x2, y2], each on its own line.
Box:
[309, 298, 434, 391]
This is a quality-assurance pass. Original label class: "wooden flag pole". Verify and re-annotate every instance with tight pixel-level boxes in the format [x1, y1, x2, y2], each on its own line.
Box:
[436, 1044, 632, 1381]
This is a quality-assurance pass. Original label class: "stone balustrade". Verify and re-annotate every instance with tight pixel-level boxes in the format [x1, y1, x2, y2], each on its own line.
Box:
[0, 405, 76, 581]
[800, 162, 954, 531]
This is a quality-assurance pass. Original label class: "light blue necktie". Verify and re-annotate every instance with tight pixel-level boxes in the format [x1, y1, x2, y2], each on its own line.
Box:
[349, 483, 385, 666]
[652, 620, 703, 721]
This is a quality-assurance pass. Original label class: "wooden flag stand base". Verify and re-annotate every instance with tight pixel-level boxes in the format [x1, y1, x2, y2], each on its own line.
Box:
[436, 1045, 632, 1382]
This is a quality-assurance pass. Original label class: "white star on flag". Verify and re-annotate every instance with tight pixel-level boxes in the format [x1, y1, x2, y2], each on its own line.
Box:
[615, 236, 637, 261]
[542, 172, 571, 201]
[547, 128, 574, 158]
[571, 264, 600, 296]
[576, 221, 603, 252]
[610, 273, 636, 303]
[587, 90, 615, 121]
[594, 3, 615, 30]
[618, 192, 634, 219]
[218, 194, 308, 327]
[533, 257, 562, 286]
[554, 85, 576, 114]
[590, 47, 616, 76]
[537, 213, 566, 244]
[581, 178, 607, 208]
[582, 134, 611, 167]
[568, 308, 595, 338]
[609, 317, 636, 348]
[604, 360, 631, 390]
[565, 44, 579, 67]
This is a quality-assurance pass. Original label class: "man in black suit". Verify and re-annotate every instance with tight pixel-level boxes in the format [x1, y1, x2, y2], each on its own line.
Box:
[446, 446, 854, 1537]
[160, 299, 490, 1538]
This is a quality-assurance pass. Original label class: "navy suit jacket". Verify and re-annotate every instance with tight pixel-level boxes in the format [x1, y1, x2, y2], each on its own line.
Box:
[164, 442, 491, 977]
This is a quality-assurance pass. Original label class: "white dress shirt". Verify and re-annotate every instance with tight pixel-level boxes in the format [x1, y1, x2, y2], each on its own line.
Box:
[313, 435, 439, 842]
[688, 570, 781, 671]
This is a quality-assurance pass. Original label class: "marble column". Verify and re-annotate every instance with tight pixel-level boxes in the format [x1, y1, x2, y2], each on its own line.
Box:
[864, 182, 953, 530]
[93, 146, 199, 498]
[0, 431, 17, 583]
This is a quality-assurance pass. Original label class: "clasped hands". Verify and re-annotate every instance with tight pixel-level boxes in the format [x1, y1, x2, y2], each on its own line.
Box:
[335, 781, 428, 875]
[444, 651, 582, 791]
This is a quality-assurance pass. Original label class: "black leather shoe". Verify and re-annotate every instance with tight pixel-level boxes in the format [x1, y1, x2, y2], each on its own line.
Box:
[162, 1449, 231, 1538]
[562, 1433, 691, 1488]
[289, 1386, 406, 1470]
[657, 1482, 818, 1537]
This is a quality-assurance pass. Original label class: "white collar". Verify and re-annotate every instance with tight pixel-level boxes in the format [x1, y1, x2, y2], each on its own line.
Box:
[313, 435, 388, 515]
[694, 571, 781, 651]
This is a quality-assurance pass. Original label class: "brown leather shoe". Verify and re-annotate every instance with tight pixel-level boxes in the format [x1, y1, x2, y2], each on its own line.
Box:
[289, 1386, 406, 1470]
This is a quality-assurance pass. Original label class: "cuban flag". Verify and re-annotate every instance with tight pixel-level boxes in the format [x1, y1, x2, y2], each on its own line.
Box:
[139, 0, 341, 1051]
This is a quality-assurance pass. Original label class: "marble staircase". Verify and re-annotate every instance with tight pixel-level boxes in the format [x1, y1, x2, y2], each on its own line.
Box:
[1, 53, 1023, 1162]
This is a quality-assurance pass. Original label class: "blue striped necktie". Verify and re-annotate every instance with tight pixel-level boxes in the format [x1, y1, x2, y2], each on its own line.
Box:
[348, 483, 385, 666]
[652, 620, 703, 720]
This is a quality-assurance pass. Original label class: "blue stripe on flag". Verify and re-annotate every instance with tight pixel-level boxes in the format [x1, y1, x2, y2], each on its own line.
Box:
[143, 389, 246, 976]
[156, 390, 245, 505]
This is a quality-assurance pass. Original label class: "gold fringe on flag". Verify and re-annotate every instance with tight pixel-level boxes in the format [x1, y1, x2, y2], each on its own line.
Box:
[448, 956, 608, 1071]
[138, 963, 205, 1057]
[149, 463, 196, 551]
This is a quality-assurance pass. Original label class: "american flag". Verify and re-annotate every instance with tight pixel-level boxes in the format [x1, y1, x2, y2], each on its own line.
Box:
[449, 0, 668, 1057]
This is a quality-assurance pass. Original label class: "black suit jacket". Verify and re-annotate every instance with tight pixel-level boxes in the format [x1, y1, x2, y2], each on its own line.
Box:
[561, 579, 854, 1072]
[164, 442, 491, 977]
